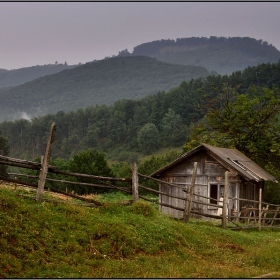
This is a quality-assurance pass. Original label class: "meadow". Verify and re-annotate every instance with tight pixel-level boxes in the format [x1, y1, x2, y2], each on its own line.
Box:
[1, 184, 280, 278]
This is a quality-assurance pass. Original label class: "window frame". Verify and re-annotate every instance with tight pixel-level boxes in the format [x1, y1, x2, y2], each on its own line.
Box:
[209, 183, 225, 208]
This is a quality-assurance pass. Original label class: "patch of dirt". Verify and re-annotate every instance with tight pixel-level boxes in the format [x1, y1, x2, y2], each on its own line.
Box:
[219, 243, 244, 252]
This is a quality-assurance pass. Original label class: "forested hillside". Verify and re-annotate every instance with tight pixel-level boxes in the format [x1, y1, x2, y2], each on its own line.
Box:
[0, 56, 208, 122]
[1, 61, 279, 163]
[0, 63, 77, 88]
[120, 36, 280, 75]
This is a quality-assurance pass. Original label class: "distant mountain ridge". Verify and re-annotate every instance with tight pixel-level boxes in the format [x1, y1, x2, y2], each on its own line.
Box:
[119, 36, 280, 74]
[0, 56, 209, 122]
[0, 63, 77, 88]
[0, 36, 279, 123]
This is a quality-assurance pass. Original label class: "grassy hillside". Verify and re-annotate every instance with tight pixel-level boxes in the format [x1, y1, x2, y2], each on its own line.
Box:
[1, 185, 280, 278]
[0, 56, 208, 122]
[129, 36, 280, 75]
[0, 63, 77, 88]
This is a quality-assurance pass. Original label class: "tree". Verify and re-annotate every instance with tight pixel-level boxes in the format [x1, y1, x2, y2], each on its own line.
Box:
[67, 149, 113, 194]
[161, 108, 186, 146]
[137, 123, 160, 154]
[184, 87, 280, 161]
[0, 131, 10, 178]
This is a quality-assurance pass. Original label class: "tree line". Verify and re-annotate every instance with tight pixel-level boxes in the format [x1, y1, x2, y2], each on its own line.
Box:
[127, 36, 280, 75]
[131, 36, 280, 58]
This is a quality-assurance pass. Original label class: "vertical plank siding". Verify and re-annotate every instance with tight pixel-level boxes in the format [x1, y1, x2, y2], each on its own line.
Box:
[157, 151, 265, 221]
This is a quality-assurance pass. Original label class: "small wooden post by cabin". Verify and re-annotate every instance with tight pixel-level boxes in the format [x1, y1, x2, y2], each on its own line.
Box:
[183, 162, 197, 223]
[258, 188, 262, 231]
[36, 123, 56, 202]
[222, 171, 229, 228]
[132, 163, 139, 202]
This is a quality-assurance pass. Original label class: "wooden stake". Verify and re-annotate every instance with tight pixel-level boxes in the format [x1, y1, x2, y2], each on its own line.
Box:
[14, 176, 17, 190]
[183, 162, 197, 223]
[35, 123, 56, 202]
[258, 188, 262, 231]
[222, 171, 229, 229]
[132, 163, 139, 202]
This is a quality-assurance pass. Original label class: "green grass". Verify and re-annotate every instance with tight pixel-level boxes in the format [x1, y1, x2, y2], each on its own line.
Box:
[1, 185, 280, 278]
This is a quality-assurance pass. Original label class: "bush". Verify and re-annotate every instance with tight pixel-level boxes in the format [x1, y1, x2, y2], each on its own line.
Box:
[131, 201, 155, 217]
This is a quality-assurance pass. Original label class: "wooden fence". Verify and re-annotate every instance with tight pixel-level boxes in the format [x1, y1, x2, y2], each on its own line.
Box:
[0, 123, 132, 207]
[1, 157, 280, 230]
[1, 123, 280, 230]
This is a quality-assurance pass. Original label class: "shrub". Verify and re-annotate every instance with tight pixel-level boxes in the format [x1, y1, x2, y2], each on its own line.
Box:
[131, 201, 155, 217]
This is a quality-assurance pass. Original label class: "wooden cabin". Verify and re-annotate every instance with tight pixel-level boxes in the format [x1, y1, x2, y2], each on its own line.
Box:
[150, 144, 277, 220]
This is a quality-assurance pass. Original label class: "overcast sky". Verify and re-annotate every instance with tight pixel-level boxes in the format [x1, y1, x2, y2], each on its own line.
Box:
[1, 2, 280, 70]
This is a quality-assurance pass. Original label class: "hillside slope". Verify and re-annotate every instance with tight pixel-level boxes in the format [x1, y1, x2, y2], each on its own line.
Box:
[125, 36, 280, 75]
[0, 56, 208, 122]
[0, 187, 280, 278]
[0, 64, 77, 88]
[1, 186, 280, 278]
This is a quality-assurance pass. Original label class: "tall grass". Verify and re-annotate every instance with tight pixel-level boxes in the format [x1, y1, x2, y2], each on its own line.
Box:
[1, 185, 280, 278]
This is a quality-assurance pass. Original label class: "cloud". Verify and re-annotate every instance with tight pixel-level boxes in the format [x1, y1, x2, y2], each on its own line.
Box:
[19, 111, 32, 121]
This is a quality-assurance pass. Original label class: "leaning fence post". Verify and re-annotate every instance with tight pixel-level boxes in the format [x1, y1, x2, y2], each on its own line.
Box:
[258, 188, 262, 231]
[183, 162, 197, 223]
[132, 162, 139, 202]
[222, 171, 229, 229]
[35, 123, 56, 202]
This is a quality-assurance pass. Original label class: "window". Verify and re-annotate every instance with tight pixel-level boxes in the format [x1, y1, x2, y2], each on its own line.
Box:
[210, 184, 218, 204]
[209, 184, 224, 205]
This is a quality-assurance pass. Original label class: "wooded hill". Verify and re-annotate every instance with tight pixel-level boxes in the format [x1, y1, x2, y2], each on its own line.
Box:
[0, 63, 77, 88]
[0, 36, 279, 123]
[0, 56, 208, 122]
[121, 36, 280, 75]
[1, 61, 279, 163]
[2, 37, 278, 90]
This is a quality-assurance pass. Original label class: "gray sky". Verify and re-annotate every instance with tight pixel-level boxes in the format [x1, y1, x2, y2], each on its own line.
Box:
[1, 2, 280, 70]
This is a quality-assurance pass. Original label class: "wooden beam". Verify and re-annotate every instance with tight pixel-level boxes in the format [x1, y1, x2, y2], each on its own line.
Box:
[139, 184, 186, 200]
[138, 172, 185, 189]
[183, 162, 197, 223]
[36, 123, 56, 202]
[258, 188, 262, 231]
[0, 160, 40, 170]
[222, 171, 229, 229]
[132, 163, 139, 202]
[0, 155, 41, 168]
[0, 176, 37, 188]
[49, 169, 131, 182]
[47, 186, 104, 206]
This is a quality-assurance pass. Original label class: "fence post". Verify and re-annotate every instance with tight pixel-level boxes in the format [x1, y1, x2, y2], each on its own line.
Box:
[132, 162, 139, 202]
[35, 123, 56, 202]
[258, 188, 262, 231]
[183, 162, 197, 223]
[222, 171, 229, 229]
[14, 176, 17, 190]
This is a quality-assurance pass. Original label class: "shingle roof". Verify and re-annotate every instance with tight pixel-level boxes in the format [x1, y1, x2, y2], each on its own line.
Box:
[150, 143, 278, 183]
